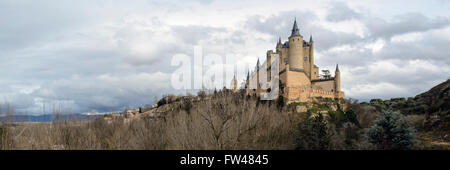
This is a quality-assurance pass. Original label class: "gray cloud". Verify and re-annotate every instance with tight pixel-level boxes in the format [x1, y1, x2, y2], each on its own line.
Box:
[326, 1, 360, 22]
[365, 13, 450, 40]
[245, 10, 318, 41]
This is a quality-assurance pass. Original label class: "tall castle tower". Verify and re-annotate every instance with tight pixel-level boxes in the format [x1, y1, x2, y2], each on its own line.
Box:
[231, 74, 238, 92]
[309, 35, 315, 80]
[288, 18, 304, 71]
[335, 64, 341, 92]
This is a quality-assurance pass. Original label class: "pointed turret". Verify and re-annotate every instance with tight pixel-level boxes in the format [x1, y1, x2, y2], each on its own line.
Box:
[245, 69, 250, 90]
[256, 58, 260, 70]
[290, 18, 301, 37]
[276, 37, 281, 49]
[231, 74, 238, 92]
[335, 64, 341, 92]
[309, 34, 315, 79]
[247, 70, 250, 81]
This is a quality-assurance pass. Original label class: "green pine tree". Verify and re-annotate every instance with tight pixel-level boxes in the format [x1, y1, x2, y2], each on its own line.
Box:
[366, 110, 416, 150]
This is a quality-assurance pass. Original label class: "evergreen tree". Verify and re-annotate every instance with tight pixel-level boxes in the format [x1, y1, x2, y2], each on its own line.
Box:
[366, 110, 416, 150]
[345, 109, 360, 127]
[296, 114, 330, 150]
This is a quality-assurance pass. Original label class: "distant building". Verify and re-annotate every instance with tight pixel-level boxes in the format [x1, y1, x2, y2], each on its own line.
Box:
[230, 74, 238, 92]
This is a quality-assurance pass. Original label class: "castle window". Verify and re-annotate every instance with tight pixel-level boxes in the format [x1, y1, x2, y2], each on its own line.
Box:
[304, 57, 307, 61]
[284, 58, 288, 64]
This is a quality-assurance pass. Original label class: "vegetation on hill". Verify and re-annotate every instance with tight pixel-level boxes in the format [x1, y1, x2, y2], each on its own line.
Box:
[0, 89, 376, 150]
[362, 79, 450, 147]
[0, 79, 449, 150]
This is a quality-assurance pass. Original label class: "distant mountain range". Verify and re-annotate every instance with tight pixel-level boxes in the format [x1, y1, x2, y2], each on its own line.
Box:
[0, 113, 101, 122]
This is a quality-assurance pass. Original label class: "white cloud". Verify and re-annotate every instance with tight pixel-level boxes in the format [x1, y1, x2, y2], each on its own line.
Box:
[390, 32, 424, 43]
[364, 38, 385, 53]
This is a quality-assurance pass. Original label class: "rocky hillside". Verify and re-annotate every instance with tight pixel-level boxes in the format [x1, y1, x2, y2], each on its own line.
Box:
[415, 79, 450, 115]
[364, 79, 450, 144]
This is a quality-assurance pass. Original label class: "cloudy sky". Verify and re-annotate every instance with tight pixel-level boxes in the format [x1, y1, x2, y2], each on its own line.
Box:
[1, 0, 449, 115]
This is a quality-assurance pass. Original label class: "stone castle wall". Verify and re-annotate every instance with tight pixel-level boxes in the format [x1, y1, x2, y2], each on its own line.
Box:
[285, 87, 337, 102]
[311, 79, 335, 92]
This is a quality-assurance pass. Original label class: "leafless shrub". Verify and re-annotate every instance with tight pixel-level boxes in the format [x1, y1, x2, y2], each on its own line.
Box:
[3, 92, 381, 150]
[165, 91, 297, 150]
[0, 123, 14, 150]
[346, 99, 377, 128]
[127, 117, 168, 149]
[404, 114, 426, 131]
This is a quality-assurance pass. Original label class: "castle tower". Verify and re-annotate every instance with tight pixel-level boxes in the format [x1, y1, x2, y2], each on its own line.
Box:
[153, 97, 158, 107]
[309, 35, 315, 80]
[288, 18, 304, 71]
[335, 64, 341, 92]
[245, 70, 250, 89]
[276, 37, 282, 50]
[231, 74, 238, 92]
[256, 58, 260, 90]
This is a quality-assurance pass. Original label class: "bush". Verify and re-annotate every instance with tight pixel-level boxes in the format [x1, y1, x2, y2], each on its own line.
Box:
[0, 123, 6, 149]
[344, 109, 360, 127]
[404, 115, 426, 131]
[366, 110, 416, 150]
[276, 96, 284, 109]
[0, 123, 13, 150]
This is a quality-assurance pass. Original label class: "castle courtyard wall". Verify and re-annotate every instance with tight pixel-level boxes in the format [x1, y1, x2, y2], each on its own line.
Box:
[285, 87, 339, 102]
[311, 79, 335, 92]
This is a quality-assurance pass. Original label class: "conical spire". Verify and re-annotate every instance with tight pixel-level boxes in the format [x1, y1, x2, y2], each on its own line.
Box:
[276, 37, 282, 49]
[256, 58, 260, 70]
[232, 74, 238, 91]
[310, 34, 313, 42]
[291, 18, 300, 37]
[335, 64, 340, 72]
[247, 70, 250, 80]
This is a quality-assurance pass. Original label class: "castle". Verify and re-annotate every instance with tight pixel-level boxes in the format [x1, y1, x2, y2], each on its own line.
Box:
[244, 19, 344, 103]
